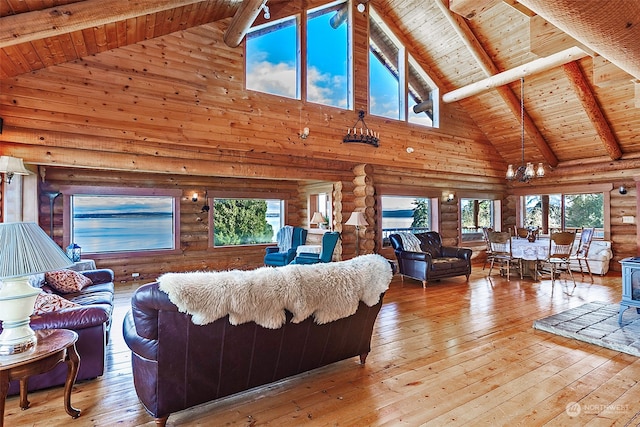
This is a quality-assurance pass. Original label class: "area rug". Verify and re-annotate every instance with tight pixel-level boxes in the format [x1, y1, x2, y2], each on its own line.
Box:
[533, 302, 640, 357]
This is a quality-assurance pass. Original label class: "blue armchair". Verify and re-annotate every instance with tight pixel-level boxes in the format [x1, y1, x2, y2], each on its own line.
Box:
[264, 226, 308, 266]
[292, 232, 340, 264]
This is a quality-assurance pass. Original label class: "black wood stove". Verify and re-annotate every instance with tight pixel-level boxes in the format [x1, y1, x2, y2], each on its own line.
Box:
[619, 257, 640, 324]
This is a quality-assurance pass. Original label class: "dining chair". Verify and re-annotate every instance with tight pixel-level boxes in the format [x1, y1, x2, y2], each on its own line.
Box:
[514, 226, 529, 239]
[487, 231, 522, 281]
[482, 227, 494, 270]
[570, 227, 595, 283]
[540, 231, 576, 286]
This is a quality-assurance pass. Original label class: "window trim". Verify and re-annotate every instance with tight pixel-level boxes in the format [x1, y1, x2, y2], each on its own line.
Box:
[60, 185, 182, 259]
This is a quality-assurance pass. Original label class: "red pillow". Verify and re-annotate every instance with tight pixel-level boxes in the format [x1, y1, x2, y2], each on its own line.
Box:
[33, 291, 80, 314]
[45, 269, 93, 294]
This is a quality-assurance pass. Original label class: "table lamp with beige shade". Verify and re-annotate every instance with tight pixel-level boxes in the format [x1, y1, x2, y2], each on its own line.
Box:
[0, 222, 72, 356]
[310, 211, 326, 229]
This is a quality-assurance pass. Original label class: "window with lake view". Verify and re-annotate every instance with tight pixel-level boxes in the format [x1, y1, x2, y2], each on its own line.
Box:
[380, 196, 431, 246]
[70, 194, 176, 254]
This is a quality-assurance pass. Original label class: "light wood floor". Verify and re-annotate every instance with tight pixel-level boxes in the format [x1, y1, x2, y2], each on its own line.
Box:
[4, 266, 640, 426]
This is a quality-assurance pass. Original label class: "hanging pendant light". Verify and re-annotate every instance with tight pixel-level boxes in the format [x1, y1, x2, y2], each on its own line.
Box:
[506, 78, 545, 183]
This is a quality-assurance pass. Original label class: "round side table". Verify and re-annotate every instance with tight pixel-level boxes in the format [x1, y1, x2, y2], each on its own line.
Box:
[0, 329, 80, 427]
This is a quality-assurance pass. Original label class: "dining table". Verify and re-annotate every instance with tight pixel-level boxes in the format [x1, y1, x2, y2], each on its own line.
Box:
[511, 237, 549, 280]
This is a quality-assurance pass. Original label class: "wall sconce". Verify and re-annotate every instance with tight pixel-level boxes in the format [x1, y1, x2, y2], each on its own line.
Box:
[619, 185, 627, 195]
[191, 192, 198, 202]
[201, 191, 210, 213]
[300, 127, 310, 139]
[0, 156, 32, 184]
[446, 193, 455, 202]
[356, 2, 366, 12]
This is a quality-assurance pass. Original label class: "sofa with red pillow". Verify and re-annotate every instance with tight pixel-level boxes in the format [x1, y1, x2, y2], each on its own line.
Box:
[2, 268, 114, 394]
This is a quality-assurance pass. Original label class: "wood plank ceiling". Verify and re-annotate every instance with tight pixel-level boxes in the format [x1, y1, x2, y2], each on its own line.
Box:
[0, 0, 638, 171]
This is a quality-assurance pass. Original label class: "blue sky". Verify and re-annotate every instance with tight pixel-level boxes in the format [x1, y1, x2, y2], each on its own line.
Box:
[245, 4, 433, 124]
[73, 195, 173, 215]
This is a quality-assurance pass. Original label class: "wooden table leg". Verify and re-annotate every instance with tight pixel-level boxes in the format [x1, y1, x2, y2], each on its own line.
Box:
[18, 378, 30, 410]
[63, 343, 81, 419]
[1, 371, 8, 427]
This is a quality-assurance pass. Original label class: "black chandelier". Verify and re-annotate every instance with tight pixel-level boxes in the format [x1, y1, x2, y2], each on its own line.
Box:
[343, 110, 379, 147]
[506, 77, 544, 183]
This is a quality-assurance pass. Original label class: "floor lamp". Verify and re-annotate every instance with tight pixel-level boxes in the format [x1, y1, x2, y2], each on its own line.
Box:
[345, 212, 368, 256]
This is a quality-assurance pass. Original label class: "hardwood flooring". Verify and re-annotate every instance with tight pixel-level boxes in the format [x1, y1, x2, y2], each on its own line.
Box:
[4, 267, 640, 426]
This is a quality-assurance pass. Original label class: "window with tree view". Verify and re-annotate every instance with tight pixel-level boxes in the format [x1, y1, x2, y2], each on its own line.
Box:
[461, 198, 495, 242]
[523, 193, 604, 238]
[213, 198, 284, 247]
[380, 196, 431, 246]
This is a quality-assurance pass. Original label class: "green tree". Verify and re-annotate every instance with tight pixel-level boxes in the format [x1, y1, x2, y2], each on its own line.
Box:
[411, 198, 430, 229]
[213, 199, 274, 246]
[565, 194, 604, 228]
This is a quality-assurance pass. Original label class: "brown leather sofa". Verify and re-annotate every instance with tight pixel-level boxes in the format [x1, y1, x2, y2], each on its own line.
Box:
[390, 231, 472, 287]
[123, 280, 386, 426]
[4, 269, 114, 394]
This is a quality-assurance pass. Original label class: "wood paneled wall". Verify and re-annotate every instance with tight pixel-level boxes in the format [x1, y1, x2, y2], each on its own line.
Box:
[38, 167, 308, 284]
[0, 16, 636, 280]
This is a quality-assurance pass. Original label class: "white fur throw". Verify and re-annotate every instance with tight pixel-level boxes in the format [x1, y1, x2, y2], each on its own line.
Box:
[157, 254, 392, 329]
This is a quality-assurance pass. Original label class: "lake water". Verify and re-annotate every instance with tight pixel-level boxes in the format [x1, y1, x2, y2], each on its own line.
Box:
[73, 215, 174, 253]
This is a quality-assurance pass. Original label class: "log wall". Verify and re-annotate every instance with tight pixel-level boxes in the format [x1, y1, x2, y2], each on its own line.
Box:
[0, 17, 637, 283]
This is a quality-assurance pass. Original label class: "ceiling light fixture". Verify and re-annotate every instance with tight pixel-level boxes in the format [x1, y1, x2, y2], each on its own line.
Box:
[343, 110, 379, 147]
[506, 78, 544, 183]
[263, 5, 270, 20]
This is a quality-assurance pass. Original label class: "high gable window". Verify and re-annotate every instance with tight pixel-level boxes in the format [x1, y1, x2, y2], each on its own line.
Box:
[246, 1, 352, 108]
[246, 16, 299, 99]
[369, 7, 439, 127]
[307, 1, 351, 108]
[369, 9, 403, 120]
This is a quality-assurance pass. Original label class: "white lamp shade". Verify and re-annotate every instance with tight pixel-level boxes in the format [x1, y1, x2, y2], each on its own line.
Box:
[345, 212, 368, 227]
[310, 212, 325, 224]
[0, 222, 72, 279]
[0, 156, 31, 176]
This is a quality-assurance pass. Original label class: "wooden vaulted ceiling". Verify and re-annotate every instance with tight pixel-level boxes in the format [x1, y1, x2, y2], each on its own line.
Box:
[0, 0, 639, 171]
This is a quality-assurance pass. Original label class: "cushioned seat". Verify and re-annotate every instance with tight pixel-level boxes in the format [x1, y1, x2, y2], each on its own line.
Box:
[4, 268, 114, 395]
[389, 231, 472, 287]
[292, 231, 340, 264]
[264, 226, 307, 266]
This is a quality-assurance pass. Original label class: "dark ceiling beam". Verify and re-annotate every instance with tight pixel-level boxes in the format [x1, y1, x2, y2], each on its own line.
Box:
[562, 61, 623, 160]
[0, 0, 205, 49]
[435, 0, 558, 167]
[223, 0, 269, 48]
